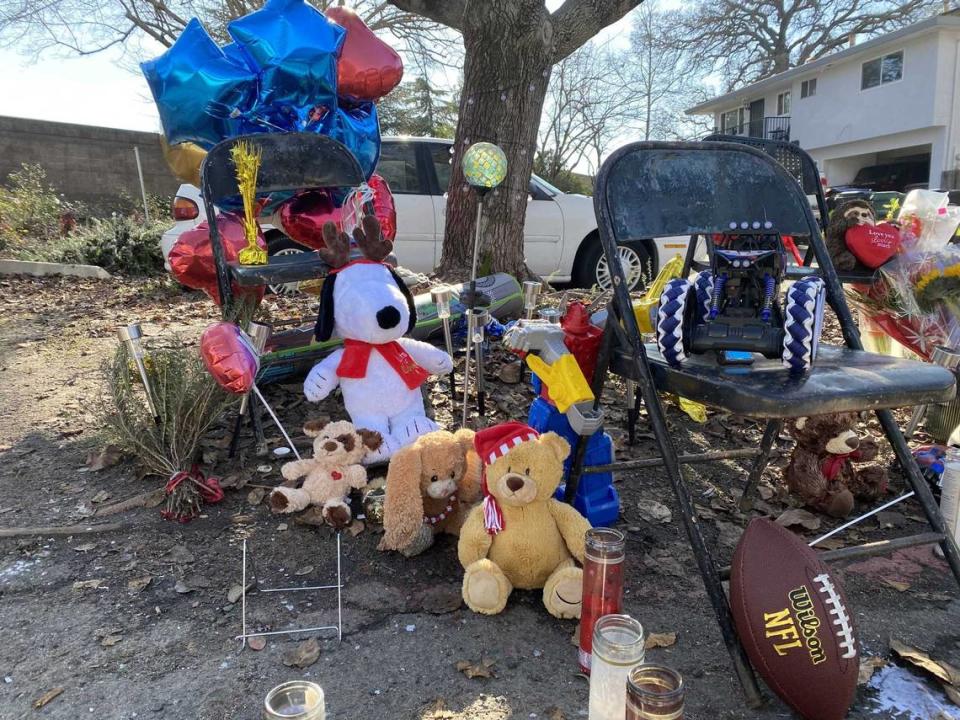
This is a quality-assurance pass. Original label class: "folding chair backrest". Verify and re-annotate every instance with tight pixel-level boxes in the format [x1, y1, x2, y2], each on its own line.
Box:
[703, 135, 829, 230]
[595, 141, 820, 243]
[200, 133, 366, 205]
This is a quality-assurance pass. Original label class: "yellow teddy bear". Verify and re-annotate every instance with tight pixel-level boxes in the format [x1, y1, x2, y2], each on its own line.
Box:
[458, 422, 592, 619]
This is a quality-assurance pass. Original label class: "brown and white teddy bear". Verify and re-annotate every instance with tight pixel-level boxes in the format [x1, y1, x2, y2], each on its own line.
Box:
[784, 413, 888, 518]
[269, 419, 382, 528]
[379, 429, 482, 557]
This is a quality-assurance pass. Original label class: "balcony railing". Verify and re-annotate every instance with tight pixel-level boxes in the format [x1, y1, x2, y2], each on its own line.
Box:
[712, 116, 791, 142]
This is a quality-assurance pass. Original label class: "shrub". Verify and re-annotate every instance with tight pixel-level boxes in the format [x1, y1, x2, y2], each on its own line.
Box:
[0, 164, 81, 253]
[40, 214, 168, 276]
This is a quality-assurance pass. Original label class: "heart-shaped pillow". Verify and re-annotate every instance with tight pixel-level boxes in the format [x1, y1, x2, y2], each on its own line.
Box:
[844, 223, 901, 268]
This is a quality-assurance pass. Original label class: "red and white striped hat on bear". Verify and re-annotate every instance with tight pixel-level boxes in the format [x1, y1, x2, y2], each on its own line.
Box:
[474, 421, 540, 535]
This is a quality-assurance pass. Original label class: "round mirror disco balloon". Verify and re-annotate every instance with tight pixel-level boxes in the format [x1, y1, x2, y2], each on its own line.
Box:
[141, 19, 257, 148]
[228, 0, 345, 130]
[462, 142, 507, 189]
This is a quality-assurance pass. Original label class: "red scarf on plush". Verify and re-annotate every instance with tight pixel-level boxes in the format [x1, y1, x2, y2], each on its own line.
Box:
[821, 450, 862, 481]
[336, 338, 428, 389]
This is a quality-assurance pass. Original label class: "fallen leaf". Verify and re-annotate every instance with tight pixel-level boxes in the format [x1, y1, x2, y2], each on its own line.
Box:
[128, 576, 152, 592]
[72, 579, 103, 590]
[247, 488, 266, 506]
[226, 579, 256, 604]
[100, 634, 123, 647]
[294, 507, 327, 527]
[33, 688, 64, 709]
[73, 542, 96, 552]
[294, 566, 314, 576]
[348, 519, 365, 537]
[218, 474, 241, 489]
[775, 508, 822, 531]
[644, 632, 677, 650]
[166, 545, 195, 564]
[95, 626, 124, 639]
[174, 580, 192, 594]
[881, 578, 911, 592]
[90, 490, 111, 504]
[545, 707, 566, 720]
[248, 635, 267, 651]
[456, 658, 495, 679]
[890, 638, 960, 686]
[84, 445, 122, 472]
[421, 585, 463, 615]
[942, 682, 960, 707]
[637, 499, 672, 524]
[858, 656, 887, 685]
[758, 485, 775, 500]
[282, 638, 320, 668]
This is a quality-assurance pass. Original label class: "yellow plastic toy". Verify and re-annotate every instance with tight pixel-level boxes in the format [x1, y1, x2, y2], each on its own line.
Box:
[633, 254, 685, 333]
[525, 354, 594, 413]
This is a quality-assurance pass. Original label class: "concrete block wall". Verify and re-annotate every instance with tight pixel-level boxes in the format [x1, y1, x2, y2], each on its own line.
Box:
[0, 115, 179, 212]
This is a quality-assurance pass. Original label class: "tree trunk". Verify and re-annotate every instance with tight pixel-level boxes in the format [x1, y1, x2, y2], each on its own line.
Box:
[436, 4, 553, 280]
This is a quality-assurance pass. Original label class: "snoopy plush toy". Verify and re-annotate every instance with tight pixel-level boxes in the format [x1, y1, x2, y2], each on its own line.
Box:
[305, 216, 453, 463]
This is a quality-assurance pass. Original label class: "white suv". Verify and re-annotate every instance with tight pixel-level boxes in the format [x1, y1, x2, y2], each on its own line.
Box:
[161, 137, 689, 290]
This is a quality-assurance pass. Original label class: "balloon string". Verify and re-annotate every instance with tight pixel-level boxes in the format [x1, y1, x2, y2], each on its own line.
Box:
[251, 383, 302, 460]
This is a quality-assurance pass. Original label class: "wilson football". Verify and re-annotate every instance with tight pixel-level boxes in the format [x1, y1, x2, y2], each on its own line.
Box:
[730, 518, 859, 720]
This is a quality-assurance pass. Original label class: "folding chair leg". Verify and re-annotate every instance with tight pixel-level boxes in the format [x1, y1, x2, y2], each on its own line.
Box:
[875, 407, 960, 584]
[739, 419, 783, 512]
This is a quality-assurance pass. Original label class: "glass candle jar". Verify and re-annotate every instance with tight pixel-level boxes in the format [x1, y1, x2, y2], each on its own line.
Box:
[263, 681, 325, 720]
[587, 614, 645, 720]
[578, 527, 626, 674]
[626, 664, 684, 720]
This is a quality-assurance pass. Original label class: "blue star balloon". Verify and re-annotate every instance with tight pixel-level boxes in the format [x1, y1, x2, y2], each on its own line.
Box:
[321, 102, 381, 180]
[228, 0, 345, 130]
[141, 19, 258, 148]
[221, 42, 258, 73]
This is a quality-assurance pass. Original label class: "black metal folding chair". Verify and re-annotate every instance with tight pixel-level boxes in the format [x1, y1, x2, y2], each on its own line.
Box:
[201, 132, 367, 312]
[566, 141, 960, 704]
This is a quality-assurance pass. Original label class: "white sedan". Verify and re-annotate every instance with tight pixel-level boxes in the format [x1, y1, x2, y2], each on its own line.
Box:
[161, 136, 689, 291]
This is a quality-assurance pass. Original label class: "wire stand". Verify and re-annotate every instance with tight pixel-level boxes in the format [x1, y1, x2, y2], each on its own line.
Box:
[236, 533, 343, 648]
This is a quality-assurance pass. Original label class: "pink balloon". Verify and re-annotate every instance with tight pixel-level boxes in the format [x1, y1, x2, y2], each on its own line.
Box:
[200, 322, 259, 394]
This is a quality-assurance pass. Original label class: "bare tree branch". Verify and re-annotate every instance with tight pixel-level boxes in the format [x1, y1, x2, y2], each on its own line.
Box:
[550, 0, 644, 61]
[386, 0, 466, 31]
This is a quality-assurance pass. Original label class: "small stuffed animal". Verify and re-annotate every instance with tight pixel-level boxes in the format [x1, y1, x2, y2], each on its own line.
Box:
[270, 419, 382, 528]
[825, 200, 876, 271]
[784, 413, 888, 518]
[458, 422, 592, 619]
[379, 429, 482, 557]
[304, 217, 453, 464]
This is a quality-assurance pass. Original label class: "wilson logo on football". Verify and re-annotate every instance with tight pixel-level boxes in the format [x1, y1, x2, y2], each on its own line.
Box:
[762, 584, 828, 665]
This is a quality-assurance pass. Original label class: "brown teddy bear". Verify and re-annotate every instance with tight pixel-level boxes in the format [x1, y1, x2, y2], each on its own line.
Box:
[825, 199, 876, 271]
[784, 413, 888, 518]
[379, 428, 483, 557]
[458, 422, 592, 619]
[270, 419, 382, 528]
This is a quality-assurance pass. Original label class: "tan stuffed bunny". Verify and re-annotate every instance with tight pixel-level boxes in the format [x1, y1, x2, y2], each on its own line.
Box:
[379, 428, 481, 556]
[269, 419, 382, 528]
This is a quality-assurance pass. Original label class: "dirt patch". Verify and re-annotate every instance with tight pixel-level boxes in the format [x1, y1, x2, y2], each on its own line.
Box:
[1, 275, 958, 719]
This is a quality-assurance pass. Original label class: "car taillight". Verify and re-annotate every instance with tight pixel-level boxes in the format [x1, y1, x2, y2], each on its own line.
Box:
[173, 196, 199, 221]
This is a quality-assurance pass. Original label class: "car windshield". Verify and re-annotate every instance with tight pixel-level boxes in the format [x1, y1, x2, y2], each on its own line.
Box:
[532, 175, 562, 195]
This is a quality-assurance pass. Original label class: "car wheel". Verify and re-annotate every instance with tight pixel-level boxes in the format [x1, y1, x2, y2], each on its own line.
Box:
[266, 234, 309, 296]
[576, 236, 650, 291]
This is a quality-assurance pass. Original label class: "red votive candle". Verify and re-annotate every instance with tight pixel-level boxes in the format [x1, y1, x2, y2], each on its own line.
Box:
[578, 527, 626, 674]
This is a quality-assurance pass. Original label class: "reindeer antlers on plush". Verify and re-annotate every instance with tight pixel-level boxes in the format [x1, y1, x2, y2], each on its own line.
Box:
[318, 215, 391, 269]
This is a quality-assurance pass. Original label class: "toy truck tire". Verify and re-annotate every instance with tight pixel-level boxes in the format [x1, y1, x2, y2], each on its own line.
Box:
[657, 278, 694, 365]
[782, 278, 826, 373]
[693, 270, 714, 323]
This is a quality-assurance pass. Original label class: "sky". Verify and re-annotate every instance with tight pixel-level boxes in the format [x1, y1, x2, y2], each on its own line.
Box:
[0, 1, 641, 134]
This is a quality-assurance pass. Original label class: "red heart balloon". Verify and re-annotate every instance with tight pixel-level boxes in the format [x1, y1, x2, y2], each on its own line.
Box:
[368, 173, 396, 242]
[169, 213, 266, 306]
[278, 189, 341, 250]
[200, 322, 259, 394]
[844, 222, 901, 269]
[325, 6, 403, 101]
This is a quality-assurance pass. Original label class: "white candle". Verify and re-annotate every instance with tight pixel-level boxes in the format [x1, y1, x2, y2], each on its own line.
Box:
[587, 615, 645, 720]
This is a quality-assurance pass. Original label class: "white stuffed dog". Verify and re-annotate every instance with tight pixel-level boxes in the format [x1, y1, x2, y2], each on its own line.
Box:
[304, 217, 453, 463]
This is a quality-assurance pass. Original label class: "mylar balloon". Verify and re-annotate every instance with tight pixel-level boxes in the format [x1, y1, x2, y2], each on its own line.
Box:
[462, 142, 508, 189]
[160, 136, 207, 187]
[325, 6, 403, 101]
[169, 213, 267, 306]
[367, 174, 396, 243]
[141, 19, 257, 148]
[228, 0, 345, 131]
[200, 322, 260, 394]
[321, 101, 381, 179]
[278, 190, 340, 249]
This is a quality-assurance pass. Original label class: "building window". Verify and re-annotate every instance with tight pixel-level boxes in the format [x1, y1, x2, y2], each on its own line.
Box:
[801, 78, 817, 98]
[721, 108, 743, 134]
[861, 51, 903, 90]
[777, 91, 791, 115]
